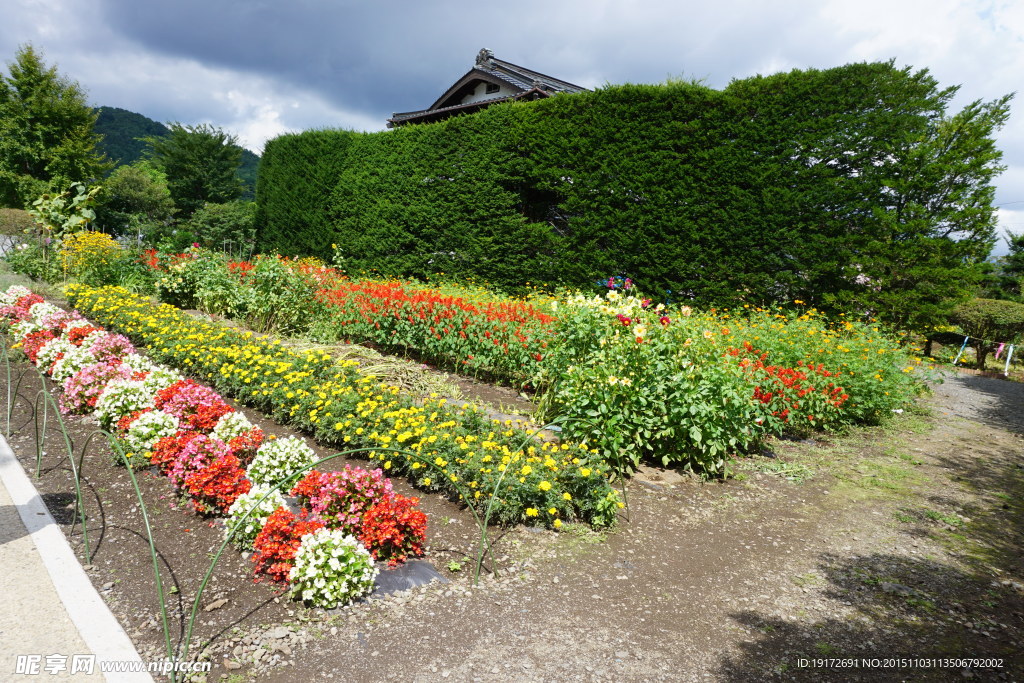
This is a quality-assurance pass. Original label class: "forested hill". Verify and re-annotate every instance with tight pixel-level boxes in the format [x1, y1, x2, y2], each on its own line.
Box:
[93, 106, 259, 197]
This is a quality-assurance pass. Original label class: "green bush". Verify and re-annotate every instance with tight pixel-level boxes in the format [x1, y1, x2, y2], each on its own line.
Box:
[4, 240, 59, 282]
[0, 208, 33, 236]
[185, 200, 255, 255]
[536, 290, 926, 474]
[256, 62, 1009, 330]
[949, 298, 1024, 369]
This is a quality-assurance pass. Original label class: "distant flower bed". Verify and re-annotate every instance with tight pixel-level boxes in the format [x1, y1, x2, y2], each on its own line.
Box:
[535, 288, 928, 474]
[141, 247, 556, 383]
[82, 245, 929, 477]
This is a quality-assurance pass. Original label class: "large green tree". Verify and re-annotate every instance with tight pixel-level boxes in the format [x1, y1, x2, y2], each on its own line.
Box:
[143, 123, 243, 216]
[0, 44, 110, 207]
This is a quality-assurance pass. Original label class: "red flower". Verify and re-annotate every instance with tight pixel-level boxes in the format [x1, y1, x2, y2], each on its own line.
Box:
[289, 469, 329, 502]
[359, 494, 427, 567]
[227, 428, 264, 465]
[66, 325, 101, 346]
[115, 409, 151, 436]
[184, 454, 251, 514]
[150, 431, 200, 471]
[22, 329, 56, 363]
[185, 401, 234, 432]
[251, 508, 325, 583]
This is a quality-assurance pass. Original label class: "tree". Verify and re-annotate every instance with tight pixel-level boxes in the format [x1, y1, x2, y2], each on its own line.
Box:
[727, 63, 1011, 332]
[1000, 231, 1024, 299]
[94, 160, 175, 234]
[0, 44, 110, 208]
[949, 298, 1024, 369]
[143, 123, 243, 217]
[185, 200, 255, 253]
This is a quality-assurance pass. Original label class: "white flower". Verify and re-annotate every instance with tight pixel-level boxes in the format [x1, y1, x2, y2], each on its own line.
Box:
[226, 485, 285, 550]
[247, 436, 316, 486]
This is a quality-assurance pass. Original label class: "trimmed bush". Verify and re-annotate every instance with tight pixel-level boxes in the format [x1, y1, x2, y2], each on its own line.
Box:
[256, 62, 1008, 330]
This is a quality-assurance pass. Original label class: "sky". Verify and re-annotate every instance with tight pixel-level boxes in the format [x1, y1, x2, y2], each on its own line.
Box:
[2, 0, 1022, 251]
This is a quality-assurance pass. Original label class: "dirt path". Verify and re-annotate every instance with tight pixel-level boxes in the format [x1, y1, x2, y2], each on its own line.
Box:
[5, 367, 1023, 682]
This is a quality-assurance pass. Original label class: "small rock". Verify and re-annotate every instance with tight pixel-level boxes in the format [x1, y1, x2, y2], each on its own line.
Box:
[880, 582, 914, 596]
[264, 626, 291, 640]
[101, 581, 115, 591]
[223, 660, 241, 671]
[204, 599, 228, 612]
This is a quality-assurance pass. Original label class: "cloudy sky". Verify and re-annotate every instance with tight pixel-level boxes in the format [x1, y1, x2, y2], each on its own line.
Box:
[2, 0, 1022, 248]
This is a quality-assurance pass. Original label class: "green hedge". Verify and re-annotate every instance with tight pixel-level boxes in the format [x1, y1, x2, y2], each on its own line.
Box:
[255, 62, 1009, 327]
[255, 129, 360, 258]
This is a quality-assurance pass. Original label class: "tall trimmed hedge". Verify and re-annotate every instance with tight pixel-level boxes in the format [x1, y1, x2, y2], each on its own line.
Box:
[256, 61, 1010, 328]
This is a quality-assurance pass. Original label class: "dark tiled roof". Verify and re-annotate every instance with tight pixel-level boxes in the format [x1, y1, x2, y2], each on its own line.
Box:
[485, 55, 587, 95]
[388, 49, 587, 127]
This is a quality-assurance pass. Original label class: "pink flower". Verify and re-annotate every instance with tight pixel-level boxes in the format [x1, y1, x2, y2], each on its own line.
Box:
[60, 361, 131, 415]
[296, 466, 393, 533]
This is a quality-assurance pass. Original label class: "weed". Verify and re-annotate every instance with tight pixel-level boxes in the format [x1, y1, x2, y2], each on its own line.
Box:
[792, 572, 824, 587]
[447, 560, 463, 573]
[905, 596, 936, 612]
[847, 461, 918, 493]
[748, 459, 814, 483]
[923, 509, 964, 527]
[563, 522, 606, 544]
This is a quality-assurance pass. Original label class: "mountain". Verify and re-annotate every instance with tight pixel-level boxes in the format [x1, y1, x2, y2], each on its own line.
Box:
[93, 106, 259, 198]
[93, 106, 169, 166]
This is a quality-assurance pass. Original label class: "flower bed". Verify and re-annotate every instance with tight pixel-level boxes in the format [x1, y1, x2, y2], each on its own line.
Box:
[535, 289, 927, 473]
[143, 247, 556, 382]
[64, 284, 622, 528]
[1, 285, 434, 608]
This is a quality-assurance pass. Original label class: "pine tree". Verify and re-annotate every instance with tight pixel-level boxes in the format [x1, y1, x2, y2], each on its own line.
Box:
[0, 44, 110, 207]
[142, 123, 243, 217]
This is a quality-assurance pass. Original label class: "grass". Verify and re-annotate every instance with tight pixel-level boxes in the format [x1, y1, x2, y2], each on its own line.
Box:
[740, 458, 815, 483]
[792, 572, 824, 588]
[0, 261, 60, 299]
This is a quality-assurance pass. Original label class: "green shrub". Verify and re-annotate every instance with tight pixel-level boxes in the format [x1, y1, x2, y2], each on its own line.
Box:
[949, 298, 1024, 369]
[185, 200, 255, 255]
[536, 289, 926, 474]
[0, 208, 33, 236]
[256, 62, 1008, 331]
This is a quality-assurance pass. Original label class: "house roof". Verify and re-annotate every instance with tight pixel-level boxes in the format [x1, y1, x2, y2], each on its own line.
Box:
[388, 49, 587, 127]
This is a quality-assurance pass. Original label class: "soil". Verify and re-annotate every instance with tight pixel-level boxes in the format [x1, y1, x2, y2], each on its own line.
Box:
[3, 359, 1023, 682]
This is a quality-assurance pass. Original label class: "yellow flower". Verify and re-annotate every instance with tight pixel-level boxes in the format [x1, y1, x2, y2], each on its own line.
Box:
[538, 480, 552, 491]
[562, 492, 572, 501]
[525, 507, 539, 517]
[553, 519, 562, 529]
[547, 507, 557, 515]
